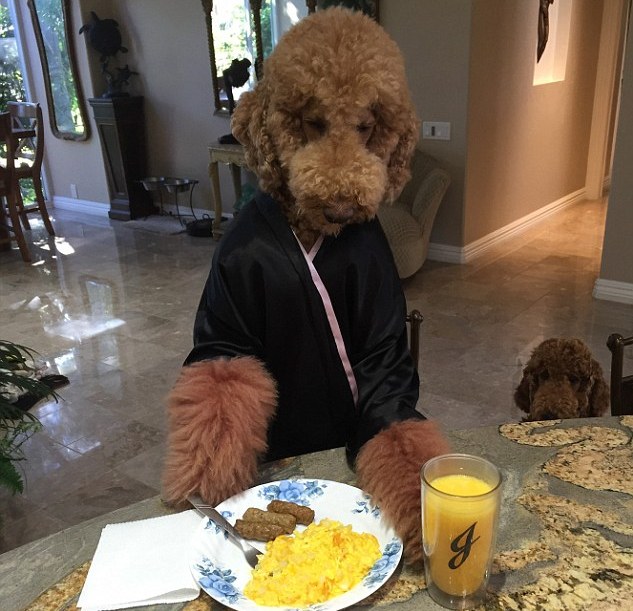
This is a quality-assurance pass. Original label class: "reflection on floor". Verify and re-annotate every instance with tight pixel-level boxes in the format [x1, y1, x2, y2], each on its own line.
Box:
[1, 198, 631, 553]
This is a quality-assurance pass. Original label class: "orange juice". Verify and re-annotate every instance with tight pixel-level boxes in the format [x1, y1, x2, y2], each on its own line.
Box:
[423, 474, 498, 597]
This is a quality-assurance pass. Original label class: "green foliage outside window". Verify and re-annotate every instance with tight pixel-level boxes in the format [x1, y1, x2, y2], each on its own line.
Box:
[0, 4, 35, 204]
[259, 0, 273, 59]
[33, 0, 83, 133]
[0, 4, 26, 112]
[214, 1, 273, 72]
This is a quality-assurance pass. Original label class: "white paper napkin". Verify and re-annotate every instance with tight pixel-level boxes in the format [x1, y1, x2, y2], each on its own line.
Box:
[78, 510, 202, 610]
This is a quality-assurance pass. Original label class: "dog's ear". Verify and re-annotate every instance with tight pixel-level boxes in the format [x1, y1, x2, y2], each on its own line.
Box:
[231, 89, 257, 150]
[369, 98, 420, 204]
[383, 108, 420, 204]
[232, 87, 285, 198]
[514, 366, 534, 414]
[588, 358, 610, 416]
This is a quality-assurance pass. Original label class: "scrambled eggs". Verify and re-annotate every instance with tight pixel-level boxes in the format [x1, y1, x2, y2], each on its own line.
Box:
[244, 518, 381, 606]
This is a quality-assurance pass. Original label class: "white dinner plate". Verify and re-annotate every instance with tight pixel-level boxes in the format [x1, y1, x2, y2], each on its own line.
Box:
[190, 478, 403, 611]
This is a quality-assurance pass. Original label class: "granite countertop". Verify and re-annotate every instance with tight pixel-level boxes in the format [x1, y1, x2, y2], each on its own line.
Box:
[1, 416, 631, 611]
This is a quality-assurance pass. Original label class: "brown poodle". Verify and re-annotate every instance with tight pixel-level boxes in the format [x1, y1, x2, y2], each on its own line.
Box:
[162, 7, 449, 567]
[232, 8, 419, 249]
[514, 338, 610, 421]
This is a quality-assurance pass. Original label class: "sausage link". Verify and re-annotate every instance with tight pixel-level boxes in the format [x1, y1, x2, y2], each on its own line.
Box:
[235, 519, 285, 541]
[242, 507, 296, 533]
[267, 500, 315, 525]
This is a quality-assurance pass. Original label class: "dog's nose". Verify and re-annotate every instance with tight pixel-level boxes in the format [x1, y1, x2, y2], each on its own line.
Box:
[324, 208, 354, 223]
[323, 199, 356, 224]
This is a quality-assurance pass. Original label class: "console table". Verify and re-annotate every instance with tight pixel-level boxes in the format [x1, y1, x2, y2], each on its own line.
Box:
[208, 143, 247, 239]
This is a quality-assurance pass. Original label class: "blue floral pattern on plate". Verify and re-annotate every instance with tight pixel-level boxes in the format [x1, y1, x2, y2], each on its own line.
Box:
[195, 556, 243, 605]
[352, 495, 381, 518]
[190, 479, 403, 611]
[204, 510, 234, 539]
[364, 539, 402, 588]
[258, 479, 326, 506]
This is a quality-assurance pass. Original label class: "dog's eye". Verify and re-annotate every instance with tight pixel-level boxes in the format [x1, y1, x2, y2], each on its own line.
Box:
[538, 371, 549, 382]
[357, 122, 373, 134]
[569, 375, 589, 390]
[303, 118, 327, 136]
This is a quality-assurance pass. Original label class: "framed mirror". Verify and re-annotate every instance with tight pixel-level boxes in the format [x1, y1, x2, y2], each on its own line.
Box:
[202, 1, 379, 114]
[201, 0, 315, 113]
[27, 0, 90, 141]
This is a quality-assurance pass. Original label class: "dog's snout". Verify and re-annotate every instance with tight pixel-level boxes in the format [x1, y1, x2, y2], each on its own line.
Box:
[324, 205, 355, 224]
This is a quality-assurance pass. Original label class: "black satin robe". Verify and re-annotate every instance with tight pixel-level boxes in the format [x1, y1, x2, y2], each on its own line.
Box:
[186, 191, 424, 462]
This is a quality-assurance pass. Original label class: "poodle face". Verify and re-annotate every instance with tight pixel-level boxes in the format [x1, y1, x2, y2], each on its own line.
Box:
[232, 7, 419, 237]
[514, 338, 610, 421]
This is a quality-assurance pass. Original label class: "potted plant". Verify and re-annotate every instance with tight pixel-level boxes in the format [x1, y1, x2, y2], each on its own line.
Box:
[0, 340, 61, 496]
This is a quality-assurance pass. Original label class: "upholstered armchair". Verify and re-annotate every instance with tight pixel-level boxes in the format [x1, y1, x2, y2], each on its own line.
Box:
[378, 149, 451, 279]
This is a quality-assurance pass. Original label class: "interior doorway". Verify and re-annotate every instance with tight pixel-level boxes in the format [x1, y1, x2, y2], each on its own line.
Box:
[586, 0, 631, 200]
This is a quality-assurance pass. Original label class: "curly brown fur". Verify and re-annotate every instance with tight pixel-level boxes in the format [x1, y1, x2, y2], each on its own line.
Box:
[232, 7, 419, 248]
[162, 357, 277, 507]
[514, 338, 609, 421]
[356, 420, 451, 567]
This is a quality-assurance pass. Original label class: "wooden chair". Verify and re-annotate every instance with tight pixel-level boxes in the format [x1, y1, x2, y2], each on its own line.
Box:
[607, 333, 633, 415]
[0, 112, 31, 262]
[6, 101, 54, 235]
[406, 309, 423, 373]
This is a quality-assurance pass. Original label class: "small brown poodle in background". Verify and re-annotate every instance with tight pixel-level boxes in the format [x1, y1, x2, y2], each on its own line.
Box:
[514, 337, 610, 421]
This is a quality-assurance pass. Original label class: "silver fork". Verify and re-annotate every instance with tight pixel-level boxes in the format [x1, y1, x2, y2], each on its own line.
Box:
[188, 495, 261, 568]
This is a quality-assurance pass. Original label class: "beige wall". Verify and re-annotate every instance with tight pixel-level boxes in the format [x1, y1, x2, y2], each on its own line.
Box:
[600, 5, 633, 285]
[464, 0, 603, 245]
[95, 0, 230, 213]
[381, 0, 472, 247]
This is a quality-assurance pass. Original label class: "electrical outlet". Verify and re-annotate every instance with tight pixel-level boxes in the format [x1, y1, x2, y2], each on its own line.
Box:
[422, 121, 451, 141]
[70, 183, 78, 198]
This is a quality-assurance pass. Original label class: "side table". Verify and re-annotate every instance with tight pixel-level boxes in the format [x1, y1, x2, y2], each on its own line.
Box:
[208, 143, 248, 239]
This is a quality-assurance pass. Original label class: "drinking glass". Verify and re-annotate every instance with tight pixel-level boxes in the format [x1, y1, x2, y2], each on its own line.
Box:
[421, 453, 502, 610]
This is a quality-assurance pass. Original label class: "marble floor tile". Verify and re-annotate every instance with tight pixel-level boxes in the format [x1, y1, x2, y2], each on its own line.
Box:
[1, 196, 632, 554]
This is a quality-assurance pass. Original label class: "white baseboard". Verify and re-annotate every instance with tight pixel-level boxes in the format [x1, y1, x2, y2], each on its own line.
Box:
[427, 188, 586, 264]
[52, 197, 230, 221]
[426, 242, 463, 264]
[52, 196, 110, 217]
[593, 278, 633, 304]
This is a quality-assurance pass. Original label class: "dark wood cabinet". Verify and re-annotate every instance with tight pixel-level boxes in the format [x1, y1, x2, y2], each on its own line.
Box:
[89, 96, 156, 220]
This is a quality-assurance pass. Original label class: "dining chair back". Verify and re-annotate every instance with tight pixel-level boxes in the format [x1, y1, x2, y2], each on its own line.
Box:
[0, 111, 31, 262]
[406, 309, 423, 374]
[6, 101, 54, 235]
[607, 333, 633, 415]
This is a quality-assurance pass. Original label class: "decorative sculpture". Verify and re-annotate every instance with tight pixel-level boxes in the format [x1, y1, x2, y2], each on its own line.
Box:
[218, 57, 252, 144]
[79, 11, 138, 98]
[537, 0, 555, 63]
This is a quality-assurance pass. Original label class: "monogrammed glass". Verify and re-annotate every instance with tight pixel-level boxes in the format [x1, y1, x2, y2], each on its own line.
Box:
[421, 454, 502, 610]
